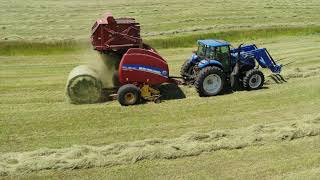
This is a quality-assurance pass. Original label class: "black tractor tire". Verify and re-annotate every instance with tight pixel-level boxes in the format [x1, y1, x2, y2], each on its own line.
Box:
[180, 59, 195, 79]
[117, 84, 141, 106]
[243, 69, 265, 90]
[195, 66, 226, 97]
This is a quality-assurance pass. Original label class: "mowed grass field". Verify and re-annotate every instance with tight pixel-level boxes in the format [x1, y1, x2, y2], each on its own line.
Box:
[1, 35, 320, 179]
[1, 0, 320, 179]
[1, 0, 320, 41]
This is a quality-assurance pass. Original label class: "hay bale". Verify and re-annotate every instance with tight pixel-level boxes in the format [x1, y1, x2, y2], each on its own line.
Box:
[66, 65, 103, 104]
[65, 51, 123, 104]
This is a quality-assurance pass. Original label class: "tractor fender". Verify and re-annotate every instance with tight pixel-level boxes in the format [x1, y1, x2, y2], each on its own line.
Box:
[198, 59, 223, 70]
[188, 54, 199, 64]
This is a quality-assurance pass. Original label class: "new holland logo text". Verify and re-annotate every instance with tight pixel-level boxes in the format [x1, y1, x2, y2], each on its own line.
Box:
[122, 65, 168, 77]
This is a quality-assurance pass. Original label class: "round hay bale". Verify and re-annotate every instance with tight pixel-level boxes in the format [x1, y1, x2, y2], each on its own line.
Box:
[66, 65, 103, 104]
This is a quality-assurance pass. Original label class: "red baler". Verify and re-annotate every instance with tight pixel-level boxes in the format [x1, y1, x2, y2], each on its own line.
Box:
[67, 13, 179, 106]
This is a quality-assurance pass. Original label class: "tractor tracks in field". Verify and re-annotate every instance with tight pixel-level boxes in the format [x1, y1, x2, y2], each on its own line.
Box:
[1, 118, 320, 176]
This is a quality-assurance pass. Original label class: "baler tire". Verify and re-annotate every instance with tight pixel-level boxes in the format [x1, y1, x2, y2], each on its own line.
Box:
[117, 84, 141, 106]
[195, 66, 226, 97]
[243, 69, 265, 90]
[180, 59, 195, 79]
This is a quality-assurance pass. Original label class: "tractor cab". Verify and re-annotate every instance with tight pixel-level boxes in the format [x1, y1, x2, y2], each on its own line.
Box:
[196, 39, 232, 72]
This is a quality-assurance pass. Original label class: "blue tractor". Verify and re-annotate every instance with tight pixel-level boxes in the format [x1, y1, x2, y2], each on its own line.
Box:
[180, 39, 282, 96]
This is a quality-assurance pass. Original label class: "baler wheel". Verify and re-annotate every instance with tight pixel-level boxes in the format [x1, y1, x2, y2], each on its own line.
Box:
[117, 84, 141, 106]
[243, 69, 265, 90]
[195, 66, 226, 97]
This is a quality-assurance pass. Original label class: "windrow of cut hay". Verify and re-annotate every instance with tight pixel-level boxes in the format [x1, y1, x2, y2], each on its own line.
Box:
[1, 118, 320, 176]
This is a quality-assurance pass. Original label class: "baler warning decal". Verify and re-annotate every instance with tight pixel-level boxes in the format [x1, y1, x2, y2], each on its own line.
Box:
[122, 64, 168, 77]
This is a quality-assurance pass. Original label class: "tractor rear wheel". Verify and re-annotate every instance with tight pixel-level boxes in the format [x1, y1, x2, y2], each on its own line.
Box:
[243, 69, 265, 90]
[195, 66, 226, 97]
[180, 59, 195, 79]
[117, 84, 141, 106]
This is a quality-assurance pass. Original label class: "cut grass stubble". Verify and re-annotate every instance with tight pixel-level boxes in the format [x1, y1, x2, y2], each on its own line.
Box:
[0, 118, 319, 176]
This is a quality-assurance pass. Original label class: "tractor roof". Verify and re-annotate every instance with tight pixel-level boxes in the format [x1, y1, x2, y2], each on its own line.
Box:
[198, 39, 230, 47]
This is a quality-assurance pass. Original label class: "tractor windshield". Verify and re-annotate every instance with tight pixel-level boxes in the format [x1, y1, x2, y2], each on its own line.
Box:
[196, 44, 206, 56]
[196, 43, 216, 59]
[206, 46, 216, 59]
[196, 43, 230, 62]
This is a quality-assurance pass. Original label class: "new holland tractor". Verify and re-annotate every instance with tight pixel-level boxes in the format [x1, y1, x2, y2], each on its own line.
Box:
[180, 39, 282, 96]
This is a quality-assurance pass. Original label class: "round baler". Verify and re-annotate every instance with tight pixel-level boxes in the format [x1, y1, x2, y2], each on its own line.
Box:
[66, 13, 177, 105]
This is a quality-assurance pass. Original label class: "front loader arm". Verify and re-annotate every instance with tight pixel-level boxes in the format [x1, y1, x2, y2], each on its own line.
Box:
[247, 48, 282, 74]
[231, 44, 282, 74]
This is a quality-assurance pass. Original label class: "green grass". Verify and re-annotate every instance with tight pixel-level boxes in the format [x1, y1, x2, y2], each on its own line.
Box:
[0, 41, 85, 56]
[0, 36, 320, 152]
[2, 26, 319, 56]
[1, 35, 320, 178]
[146, 26, 320, 49]
[1, 0, 320, 178]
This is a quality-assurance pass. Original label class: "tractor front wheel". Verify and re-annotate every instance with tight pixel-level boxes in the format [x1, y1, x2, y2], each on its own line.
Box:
[243, 69, 265, 90]
[195, 66, 226, 97]
[117, 84, 141, 106]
